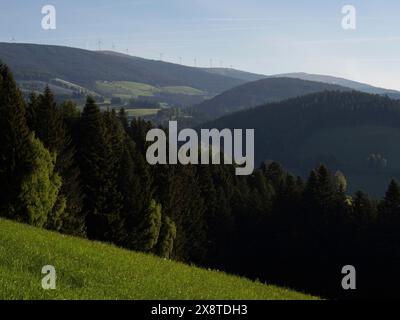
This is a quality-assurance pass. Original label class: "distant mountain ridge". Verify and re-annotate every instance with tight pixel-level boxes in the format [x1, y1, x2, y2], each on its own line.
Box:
[202, 67, 267, 82]
[270, 72, 400, 99]
[0, 43, 246, 105]
[195, 77, 352, 119]
[1, 42, 399, 110]
[201, 68, 400, 100]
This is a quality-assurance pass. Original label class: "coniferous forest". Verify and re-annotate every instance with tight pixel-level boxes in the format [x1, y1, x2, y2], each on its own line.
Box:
[2, 62, 400, 299]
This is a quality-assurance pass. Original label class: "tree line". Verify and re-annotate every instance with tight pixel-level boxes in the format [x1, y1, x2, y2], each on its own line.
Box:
[1, 63, 400, 298]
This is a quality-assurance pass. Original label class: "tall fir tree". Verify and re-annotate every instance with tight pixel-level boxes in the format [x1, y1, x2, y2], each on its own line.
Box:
[128, 199, 162, 252]
[352, 191, 376, 229]
[79, 97, 122, 241]
[156, 215, 177, 259]
[0, 63, 31, 216]
[27, 87, 85, 235]
[378, 179, 400, 226]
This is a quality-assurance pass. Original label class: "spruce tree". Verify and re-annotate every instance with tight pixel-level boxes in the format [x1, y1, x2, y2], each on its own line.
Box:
[79, 97, 122, 241]
[378, 180, 400, 227]
[302, 166, 350, 257]
[0, 63, 31, 216]
[156, 216, 177, 259]
[118, 108, 129, 132]
[129, 199, 162, 252]
[175, 165, 207, 263]
[197, 165, 218, 256]
[27, 87, 64, 151]
[27, 88, 85, 235]
[352, 191, 376, 228]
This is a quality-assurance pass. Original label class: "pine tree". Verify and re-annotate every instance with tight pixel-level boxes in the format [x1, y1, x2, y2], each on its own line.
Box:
[156, 216, 177, 259]
[27, 88, 85, 235]
[0, 63, 31, 217]
[128, 199, 162, 252]
[175, 165, 207, 263]
[117, 137, 139, 245]
[352, 191, 376, 228]
[118, 108, 129, 132]
[27, 87, 64, 152]
[79, 97, 122, 241]
[102, 110, 126, 241]
[61, 100, 80, 119]
[302, 166, 350, 257]
[197, 165, 218, 255]
[129, 118, 153, 154]
[262, 161, 286, 192]
[378, 180, 400, 227]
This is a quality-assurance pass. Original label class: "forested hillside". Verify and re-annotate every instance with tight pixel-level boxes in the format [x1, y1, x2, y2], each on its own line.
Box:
[0, 43, 245, 93]
[202, 90, 400, 195]
[0, 43, 245, 106]
[202, 67, 267, 82]
[195, 78, 351, 119]
[271, 72, 400, 99]
[2, 63, 400, 299]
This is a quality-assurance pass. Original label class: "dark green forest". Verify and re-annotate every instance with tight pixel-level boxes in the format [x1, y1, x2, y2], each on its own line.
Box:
[203, 90, 400, 195]
[195, 77, 351, 119]
[1, 62, 400, 299]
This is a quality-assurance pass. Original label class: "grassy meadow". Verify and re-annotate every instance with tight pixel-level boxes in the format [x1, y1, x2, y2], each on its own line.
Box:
[0, 218, 316, 300]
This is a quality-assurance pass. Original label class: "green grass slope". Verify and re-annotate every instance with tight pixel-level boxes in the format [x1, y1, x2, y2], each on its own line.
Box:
[0, 218, 315, 300]
[95, 81, 205, 99]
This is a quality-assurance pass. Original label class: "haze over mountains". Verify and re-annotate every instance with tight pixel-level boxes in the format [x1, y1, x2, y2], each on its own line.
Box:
[201, 67, 400, 100]
[1, 42, 399, 109]
[270, 72, 400, 100]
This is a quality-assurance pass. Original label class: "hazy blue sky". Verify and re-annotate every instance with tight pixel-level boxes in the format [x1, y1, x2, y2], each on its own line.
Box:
[1, 0, 400, 89]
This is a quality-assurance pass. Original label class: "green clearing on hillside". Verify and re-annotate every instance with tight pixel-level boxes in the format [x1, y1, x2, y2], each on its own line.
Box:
[0, 218, 315, 300]
[96, 105, 160, 118]
[96, 81, 159, 97]
[162, 86, 204, 95]
[125, 108, 160, 117]
[95, 81, 205, 99]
